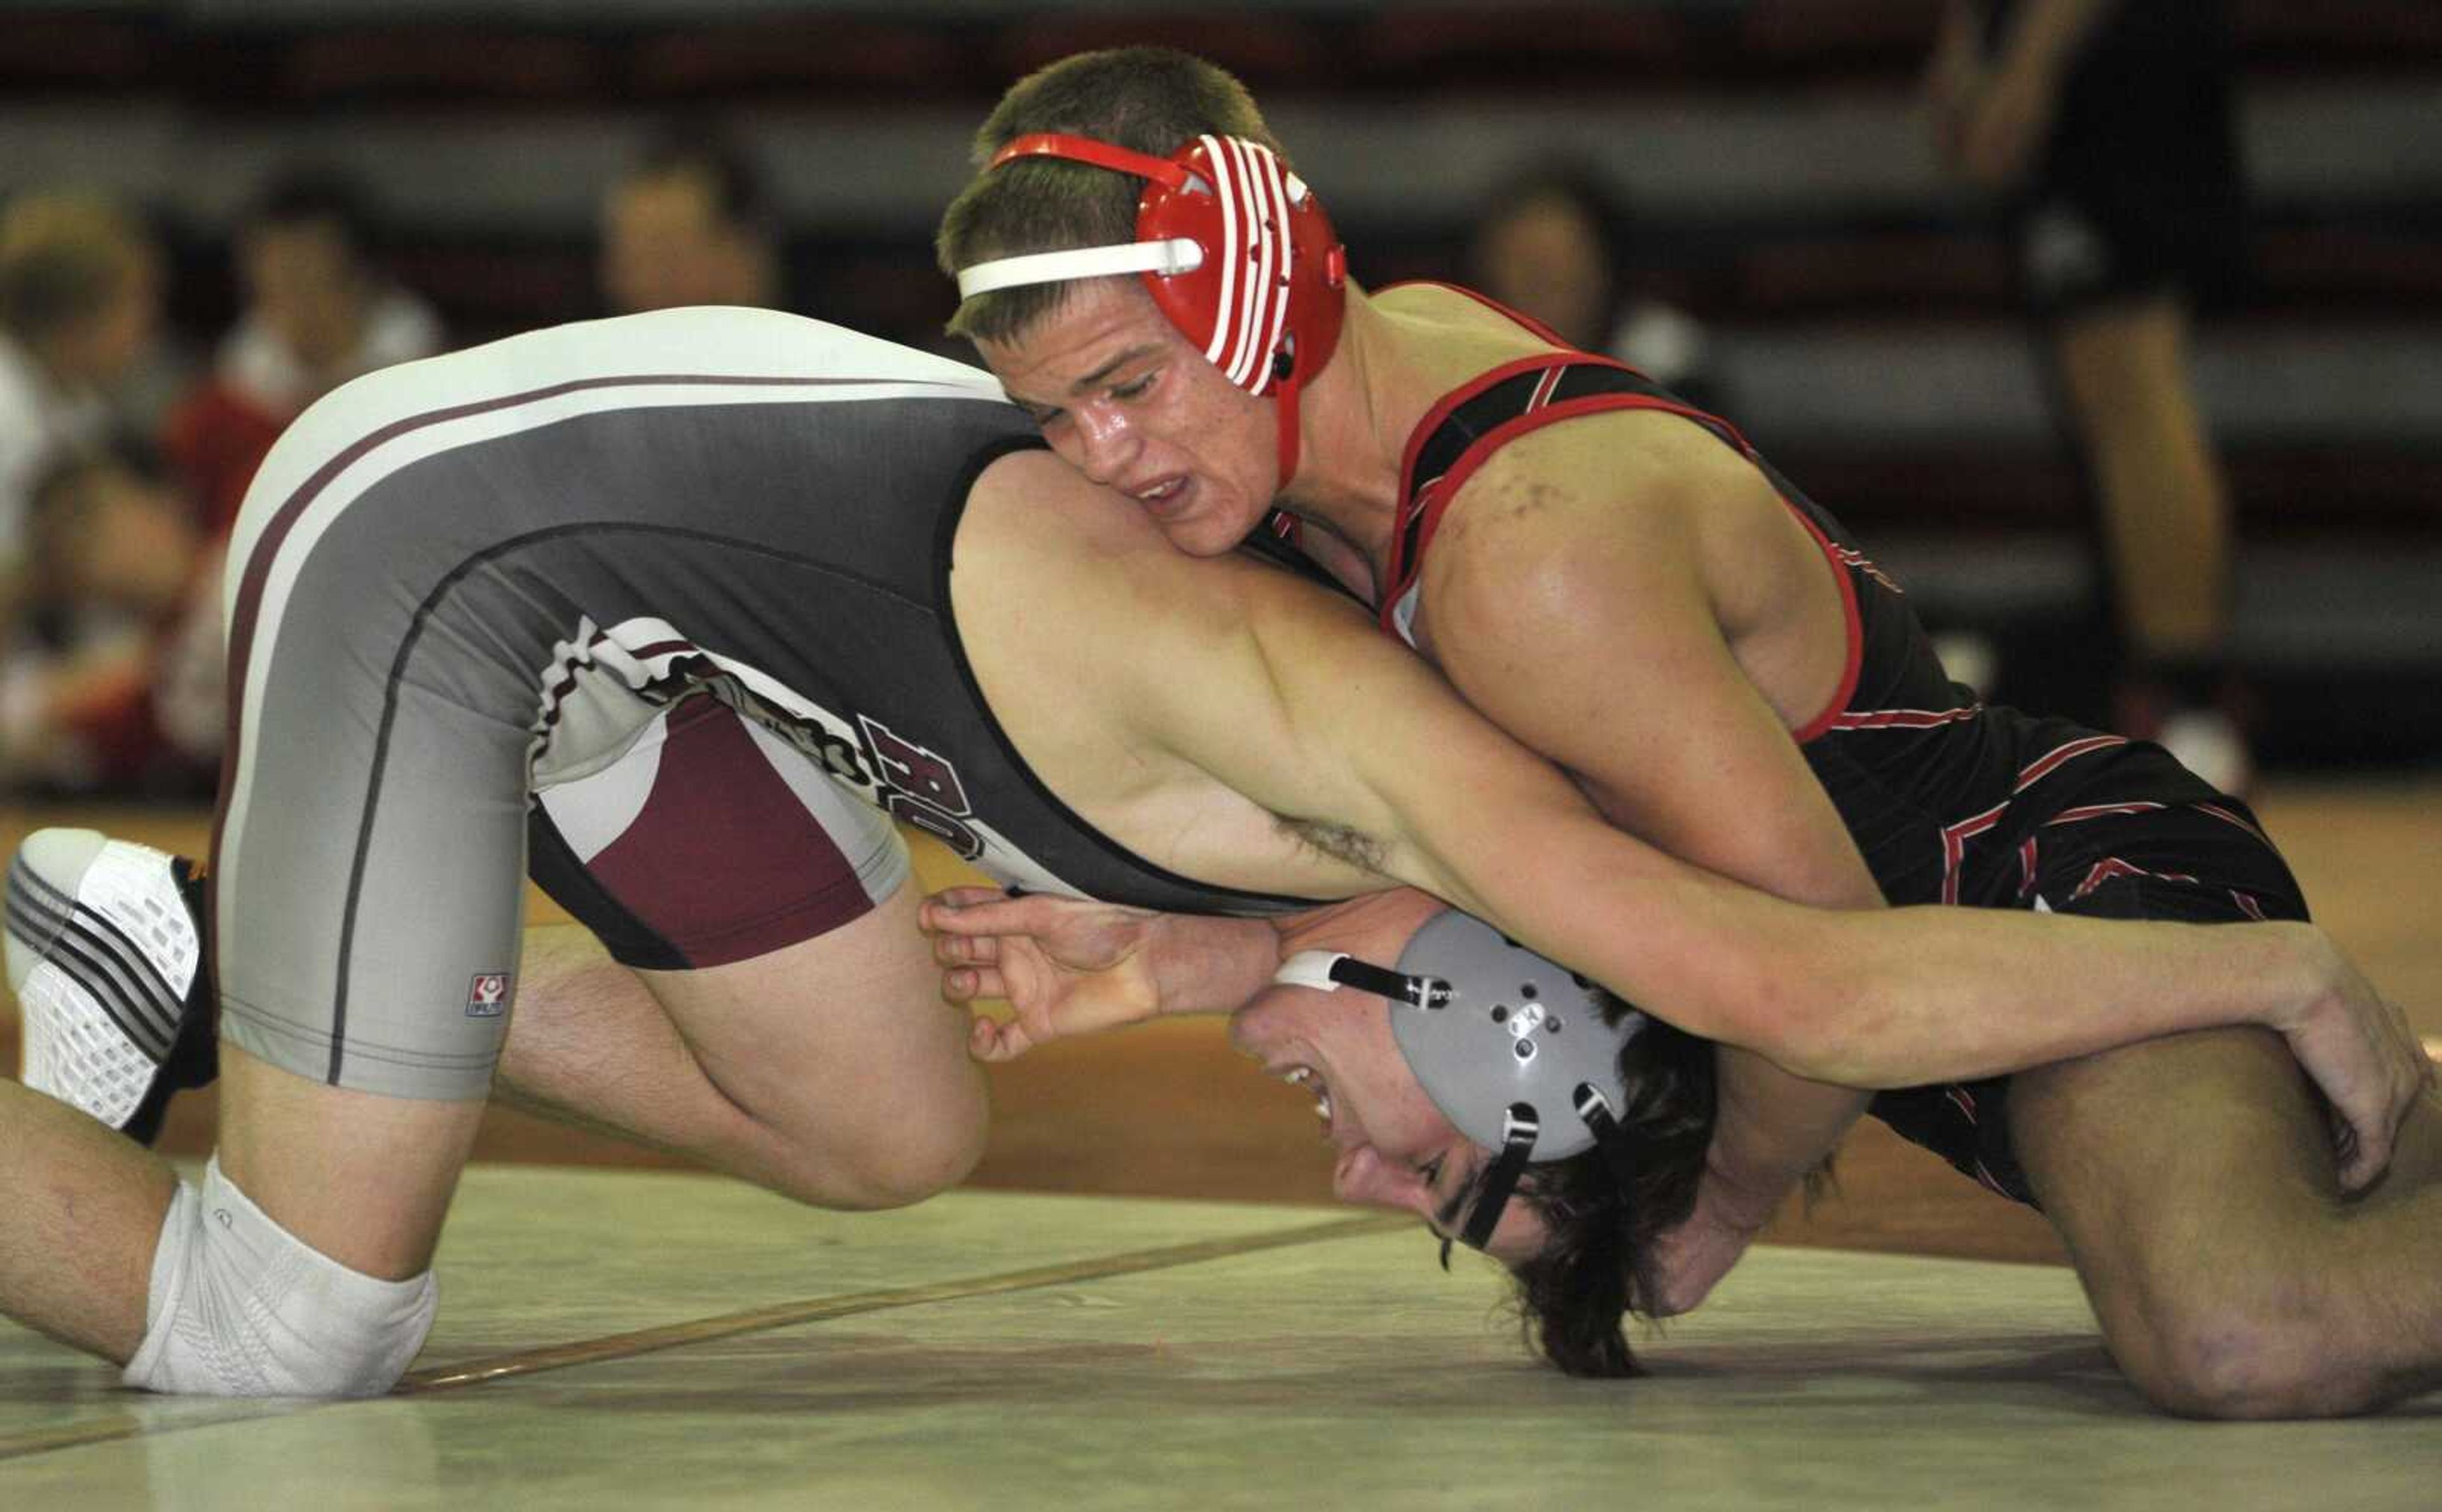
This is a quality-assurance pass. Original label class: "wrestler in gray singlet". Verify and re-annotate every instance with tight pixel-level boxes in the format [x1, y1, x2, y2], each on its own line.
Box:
[216, 307, 1309, 1099]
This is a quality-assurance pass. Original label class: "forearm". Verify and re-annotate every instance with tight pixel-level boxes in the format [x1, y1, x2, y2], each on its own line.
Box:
[1805, 906, 2338, 1089]
[1709, 1049, 1871, 1188]
[1393, 795, 2338, 1090]
[1143, 911, 1292, 1017]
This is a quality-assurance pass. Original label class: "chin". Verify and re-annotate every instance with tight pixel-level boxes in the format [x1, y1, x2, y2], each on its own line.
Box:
[1224, 993, 1297, 1058]
[1162, 507, 1263, 559]
[1222, 1005, 1266, 1055]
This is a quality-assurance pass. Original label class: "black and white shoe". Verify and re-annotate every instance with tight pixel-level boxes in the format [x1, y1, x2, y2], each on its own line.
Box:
[5, 828, 217, 1146]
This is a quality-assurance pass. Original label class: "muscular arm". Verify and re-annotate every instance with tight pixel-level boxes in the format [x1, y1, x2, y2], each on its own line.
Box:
[954, 447, 2419, 1185]
[1421, 416, 1875, 1206]
[1129, 536, 2383, 1097]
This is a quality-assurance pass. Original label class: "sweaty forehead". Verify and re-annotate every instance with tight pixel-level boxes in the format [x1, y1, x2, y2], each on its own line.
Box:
[981, 302, 1171, 400]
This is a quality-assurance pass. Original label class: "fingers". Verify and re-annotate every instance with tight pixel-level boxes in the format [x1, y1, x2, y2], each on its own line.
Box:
[967, 1012, 1037, 1064]
[940, 965, 1006, 1005]
[923, 889, 1142, 944]
[920, 888, 1012, 935]
[2331, 1055, 2411, 1195]
[2333, 1113, 2375, 1195]
[932, 930, 998, 968]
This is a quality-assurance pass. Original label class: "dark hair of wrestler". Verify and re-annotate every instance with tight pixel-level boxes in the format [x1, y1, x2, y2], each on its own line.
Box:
[1505, 994, 1716, 1377]
[936, 46, 1285, 345]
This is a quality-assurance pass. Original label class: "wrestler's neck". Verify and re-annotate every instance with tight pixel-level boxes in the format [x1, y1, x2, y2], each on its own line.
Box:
[1278, 285, 1557, 593]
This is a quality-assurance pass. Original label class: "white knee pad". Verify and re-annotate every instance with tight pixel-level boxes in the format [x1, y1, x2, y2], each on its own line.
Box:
[122, 1158, 439, 1398]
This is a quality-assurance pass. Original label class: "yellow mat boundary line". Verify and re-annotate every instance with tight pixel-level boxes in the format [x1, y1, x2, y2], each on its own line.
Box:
[0, 1211, 1408, 1463]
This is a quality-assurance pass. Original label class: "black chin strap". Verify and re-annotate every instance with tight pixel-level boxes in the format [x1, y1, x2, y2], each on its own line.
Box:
[1440, 1090, 1637, 1267]
[1573, 1083, 1639, 1192]
[1324, 956, 1451, 1009]
[1456, 1104, 1539, 1252]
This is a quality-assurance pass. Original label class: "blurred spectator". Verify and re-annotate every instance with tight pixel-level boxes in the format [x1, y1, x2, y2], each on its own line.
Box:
[0, 191, 163, 622]
[1927, 0, 2251, 790]
[1, 449, 218, 793]
[1466, 162, 1719, 412]
[600, 123, 782, 315]
[162, 168, 443, 537]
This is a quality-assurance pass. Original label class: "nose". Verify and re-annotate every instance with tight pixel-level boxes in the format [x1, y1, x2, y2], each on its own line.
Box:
[1068, 403, 1140, 486]
[1331, 1146, 1424, 1218]
[1330, 1145, 1384, 1207]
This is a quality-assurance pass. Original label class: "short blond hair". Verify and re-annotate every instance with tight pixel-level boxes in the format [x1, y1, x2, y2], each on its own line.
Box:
[0, 191, 155, 342]
[937, 47, 1284, 345]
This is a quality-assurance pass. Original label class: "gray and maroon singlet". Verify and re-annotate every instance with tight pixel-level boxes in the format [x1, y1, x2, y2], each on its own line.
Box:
[214, 308, 1311, 1098]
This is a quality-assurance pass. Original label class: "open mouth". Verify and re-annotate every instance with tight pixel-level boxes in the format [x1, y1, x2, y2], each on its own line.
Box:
[1132, 475, 1190, 515]
[1280, 1064, 1332, 1131]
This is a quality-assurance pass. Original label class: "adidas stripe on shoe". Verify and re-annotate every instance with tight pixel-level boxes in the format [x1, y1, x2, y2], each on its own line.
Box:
[5, 828, 216, 1144]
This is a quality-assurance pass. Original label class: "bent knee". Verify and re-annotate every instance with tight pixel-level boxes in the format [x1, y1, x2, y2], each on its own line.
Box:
[2109, 1305, 2388, 1420]
[126, 1160, 438, 1398]
[764, 1079, 989, 1211]
[831, 1112, 988, 1210]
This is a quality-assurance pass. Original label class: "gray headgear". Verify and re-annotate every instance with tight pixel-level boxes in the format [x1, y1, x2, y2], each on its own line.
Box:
[1274, 910, 1648, 1252]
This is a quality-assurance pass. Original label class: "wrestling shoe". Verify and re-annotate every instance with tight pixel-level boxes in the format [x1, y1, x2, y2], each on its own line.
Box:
[5, 828, 217, 1146]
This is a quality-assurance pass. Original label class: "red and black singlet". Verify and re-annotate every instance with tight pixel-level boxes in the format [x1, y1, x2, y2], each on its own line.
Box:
[1294, 291, 2250, 916]
[1260, 289, 2302, 1204]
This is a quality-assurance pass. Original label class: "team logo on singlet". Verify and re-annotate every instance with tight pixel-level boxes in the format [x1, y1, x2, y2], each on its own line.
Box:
[534, 617, 991, 864]
[851, 714, 984, 860]
[466, 972, 511, 1017]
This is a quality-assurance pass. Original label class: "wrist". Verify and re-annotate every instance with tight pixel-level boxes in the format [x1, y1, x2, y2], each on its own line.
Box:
[2268, 923, 2342, 1034]
[1145, 913, 1284, 1017]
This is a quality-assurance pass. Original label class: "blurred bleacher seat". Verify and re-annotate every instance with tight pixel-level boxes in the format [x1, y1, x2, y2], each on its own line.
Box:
[1, 0, 2433, 760]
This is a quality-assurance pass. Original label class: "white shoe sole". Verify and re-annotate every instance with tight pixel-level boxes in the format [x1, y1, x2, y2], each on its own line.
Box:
[5, 829, 200, 1129]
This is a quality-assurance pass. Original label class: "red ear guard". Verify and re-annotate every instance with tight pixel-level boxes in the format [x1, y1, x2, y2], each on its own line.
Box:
[959, 131, 1348, 488]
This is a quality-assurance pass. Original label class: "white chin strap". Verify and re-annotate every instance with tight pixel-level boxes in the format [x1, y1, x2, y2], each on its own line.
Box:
[955, 237, 1204, 299]
[1273, 949, 1350, 992]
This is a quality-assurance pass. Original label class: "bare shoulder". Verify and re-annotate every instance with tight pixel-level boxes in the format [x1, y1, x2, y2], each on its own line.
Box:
[961, 447, 1162, 564]
[1445, 408, 1759, 546]
[955, 449, 1305, 724]
[1426, 413, 1702, 600]
[1414, 407, 1790, 680]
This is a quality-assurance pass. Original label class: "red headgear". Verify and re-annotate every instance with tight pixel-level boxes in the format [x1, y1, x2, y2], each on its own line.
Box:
[956, 132, 1348, 490]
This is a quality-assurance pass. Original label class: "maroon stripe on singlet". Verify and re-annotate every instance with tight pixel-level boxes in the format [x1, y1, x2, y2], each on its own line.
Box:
[584, 698, 878, 966]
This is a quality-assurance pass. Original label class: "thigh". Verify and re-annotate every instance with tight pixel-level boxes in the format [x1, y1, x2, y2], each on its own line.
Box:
[532, 694, 978, 1166]
[1997, 799, 2442, 1370]
[638, 877, 982, 1179]
[212, 617, 525, 1273]
[1868, 794, 2305, 1206]
[216, 451, 544, 1103]
[529, 692, 909, 971]
[2010, 1022, 2442, 1382]
[2011, 1026, 2329, 1303]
